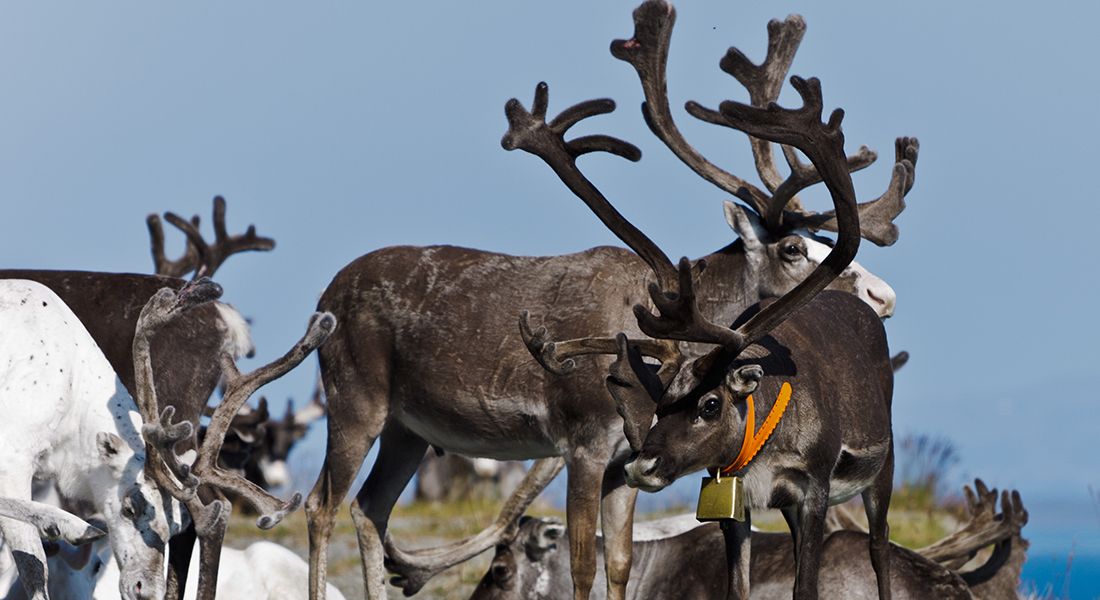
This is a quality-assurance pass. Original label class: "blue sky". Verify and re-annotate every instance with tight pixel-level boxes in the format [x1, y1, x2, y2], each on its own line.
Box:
[2, 0, 1097, 582]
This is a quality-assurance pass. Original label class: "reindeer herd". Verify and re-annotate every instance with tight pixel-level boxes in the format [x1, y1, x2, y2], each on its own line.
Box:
[0, 2, 1029, 600]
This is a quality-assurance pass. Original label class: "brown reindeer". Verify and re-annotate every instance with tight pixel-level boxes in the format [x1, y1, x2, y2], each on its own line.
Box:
[305, 4, 916, 600]
[374, 4, 915, 598]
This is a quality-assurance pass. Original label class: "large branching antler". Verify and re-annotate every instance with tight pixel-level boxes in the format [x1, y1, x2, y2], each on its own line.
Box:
[134, 280, 335, 533]
[191, 311, 336, 530]
[502, 82, 679, 293]
[916, 479, 1029, 569]
[384, 457, 565, 596]
[148, 196, 275, 279]
[612, 0, 914, 246]
[134, 278, 226, 504]
[635, 74, 860, 364]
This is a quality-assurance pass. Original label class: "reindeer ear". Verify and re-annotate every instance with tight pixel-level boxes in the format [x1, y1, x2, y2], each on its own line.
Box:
[524, 517, 565, 558]
[725, 364, 763, 398]
[96, 432, 133, 475]
[724, 202, 764, 253]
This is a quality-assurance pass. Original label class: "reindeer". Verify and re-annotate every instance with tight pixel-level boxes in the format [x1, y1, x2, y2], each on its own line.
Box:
[305, 3, 917, 599]
[468, 480, 1029, 600]
[497, 4, 915, 599]
[0, 278, 211, 600]
[0, 196, 292, 600]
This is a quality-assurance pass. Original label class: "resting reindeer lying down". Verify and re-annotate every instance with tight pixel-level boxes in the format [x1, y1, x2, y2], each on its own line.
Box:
[4, 538, 346, 600]
[468, 480, 1028, 600]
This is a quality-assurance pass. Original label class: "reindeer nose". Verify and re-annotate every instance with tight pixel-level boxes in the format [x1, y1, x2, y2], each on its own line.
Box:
[862, 276, 896, 319]
[624, 455, 661, 488]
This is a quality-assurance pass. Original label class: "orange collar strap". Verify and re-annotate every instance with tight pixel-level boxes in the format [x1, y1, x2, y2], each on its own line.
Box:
[712, 382, 791, 477]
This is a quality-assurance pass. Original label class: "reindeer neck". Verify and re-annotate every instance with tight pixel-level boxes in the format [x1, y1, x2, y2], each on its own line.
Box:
[51, 377, 146, 503]
[693, 242, 760, 327]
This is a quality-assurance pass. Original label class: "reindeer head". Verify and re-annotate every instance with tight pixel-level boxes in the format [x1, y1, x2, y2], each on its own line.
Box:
[468, 516, 570, 600]
[622, 355, 775, 492]
[92, 432, 188, 600]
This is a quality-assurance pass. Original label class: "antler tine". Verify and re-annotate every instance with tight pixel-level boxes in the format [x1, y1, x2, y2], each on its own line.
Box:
[133, 278, 224, 502]
[606, 333, 680, 452]
[385, 457, 566, 596]
[503, 82, 680, 294]
[791, 136, 919, 246]
[518, 310, 681, 377]
[148, 213, 202, 278]
[155, 196, 276, 279]
[610, 0, 772, 216]
[916, 479, 1028, 568]
[716, 14, 808, 201]
[191, 311, 336, 529]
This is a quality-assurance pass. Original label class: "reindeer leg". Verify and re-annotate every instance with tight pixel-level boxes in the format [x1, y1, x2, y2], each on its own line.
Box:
[792, 487, 830, 600]
[566, 453, 605, 600]
[348, 422, 428, 599]
[0, 476, 49, 600]
[306, 425, 380, 600]
[862, 453, 894, 600]
[719, 510, 752, 600]
[600, 454, 638, 600]
[307, 336, 388, 600]
[1, 517, 50, 600]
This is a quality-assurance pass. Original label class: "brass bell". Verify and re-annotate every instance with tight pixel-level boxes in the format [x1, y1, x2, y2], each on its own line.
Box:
[696, 474, 745, 521]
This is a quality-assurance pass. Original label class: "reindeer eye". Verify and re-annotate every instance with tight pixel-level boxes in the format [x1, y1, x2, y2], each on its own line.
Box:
[491, 563, 512, 583]
[700, 397, 721, 418]
[783, 244, 801, 257]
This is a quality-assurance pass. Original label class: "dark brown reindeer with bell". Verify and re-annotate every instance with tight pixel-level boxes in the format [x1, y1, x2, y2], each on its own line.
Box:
[309, 2, 915, 600]
[519, 3, 905, 599]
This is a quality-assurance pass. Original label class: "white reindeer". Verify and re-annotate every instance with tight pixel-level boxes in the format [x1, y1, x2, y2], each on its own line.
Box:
[0, 279, 189, 600]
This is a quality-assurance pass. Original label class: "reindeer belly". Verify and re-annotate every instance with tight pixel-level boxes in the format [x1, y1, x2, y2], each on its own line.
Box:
[395, 394, 561, 461]
[744, 442, 889, 510]
[827, 443, 890, 505]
